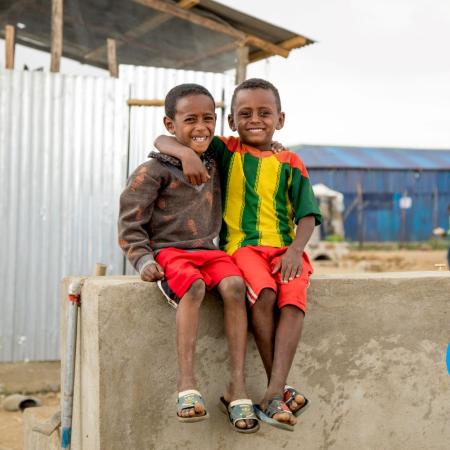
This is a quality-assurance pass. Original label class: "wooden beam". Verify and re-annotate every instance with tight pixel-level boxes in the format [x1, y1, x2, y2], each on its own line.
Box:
[107, 38, 118, 77]
[134, 0, 290, 58]
[50, 0, 63, 72]
[249, 35, 311, 63]
[85, 0, 199, 61]
[235, 45, 248, 85]
[128, 98, 225, 108]
[4, 25, 15, 69]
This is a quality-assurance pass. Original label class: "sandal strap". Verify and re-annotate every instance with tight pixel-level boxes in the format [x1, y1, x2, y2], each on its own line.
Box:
[263, 396, 292, 419]
[177, 390, 206, 412]
[283, 385, 305, 405]
[228, 399, 257, 425]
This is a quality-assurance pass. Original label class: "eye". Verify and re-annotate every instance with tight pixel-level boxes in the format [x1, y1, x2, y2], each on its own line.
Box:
[204, 115, 215, 122]
[239, 111, 251, 117]
[259, 110, 271, 117]
[184, 117, 196, 123]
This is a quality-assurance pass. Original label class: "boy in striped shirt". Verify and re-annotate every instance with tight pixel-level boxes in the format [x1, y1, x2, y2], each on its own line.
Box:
[155, 78, 322, 430]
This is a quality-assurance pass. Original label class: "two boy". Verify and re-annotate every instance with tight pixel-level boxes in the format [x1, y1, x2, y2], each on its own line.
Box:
[119, 79, 322, 432]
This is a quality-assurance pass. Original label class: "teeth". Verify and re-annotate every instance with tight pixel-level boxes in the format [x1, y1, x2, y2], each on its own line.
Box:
[192, 137, 207, 141]
[249, 128, 263, 132]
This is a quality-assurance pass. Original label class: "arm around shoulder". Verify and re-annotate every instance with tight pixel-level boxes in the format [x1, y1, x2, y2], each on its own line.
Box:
[154, 135, 209, 185]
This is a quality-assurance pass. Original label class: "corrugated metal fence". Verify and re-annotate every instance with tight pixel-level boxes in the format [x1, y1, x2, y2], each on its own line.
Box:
[0, 66, 233, 361]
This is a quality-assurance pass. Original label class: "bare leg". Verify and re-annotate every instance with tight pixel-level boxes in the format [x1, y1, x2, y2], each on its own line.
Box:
[262, 305, 305, 425]
[249, 288, 277, 379]
[217, 276, 254, 429]
[250, 289, 290, 424]
[176, 279, 206, 418]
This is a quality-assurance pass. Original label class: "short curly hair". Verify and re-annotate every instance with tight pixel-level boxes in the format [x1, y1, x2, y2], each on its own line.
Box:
[164, 83, 215, 119]
[231, 78, 281, 113]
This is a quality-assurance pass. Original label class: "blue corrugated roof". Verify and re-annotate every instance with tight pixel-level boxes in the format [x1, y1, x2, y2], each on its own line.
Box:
[291, 144, 450, 170]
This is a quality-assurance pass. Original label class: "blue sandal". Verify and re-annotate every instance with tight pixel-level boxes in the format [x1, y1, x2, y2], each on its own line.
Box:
[219, 397, 260, 433]
[176, 389, 209, 422]
[254, 396, 295, 431]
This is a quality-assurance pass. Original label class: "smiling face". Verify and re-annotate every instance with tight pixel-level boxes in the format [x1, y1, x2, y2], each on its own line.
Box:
[164, 94, 216, 154]
[228, 88, 285, 151]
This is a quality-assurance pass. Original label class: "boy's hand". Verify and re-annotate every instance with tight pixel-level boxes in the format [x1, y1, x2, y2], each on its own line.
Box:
[271, 141, 286, 153]
[272, 246, 303, 283]
[183, 152, 210, 186]
[141, 262, 165, 282]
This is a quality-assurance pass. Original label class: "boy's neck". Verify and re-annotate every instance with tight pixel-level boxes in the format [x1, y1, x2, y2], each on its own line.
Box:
[239, 137, 273, 152]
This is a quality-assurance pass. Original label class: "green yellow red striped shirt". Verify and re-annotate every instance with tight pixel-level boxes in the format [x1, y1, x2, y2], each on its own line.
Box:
[210, 136, 322, 255]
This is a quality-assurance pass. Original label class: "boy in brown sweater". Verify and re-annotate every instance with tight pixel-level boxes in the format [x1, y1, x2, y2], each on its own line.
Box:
[118, 84, 258, 432]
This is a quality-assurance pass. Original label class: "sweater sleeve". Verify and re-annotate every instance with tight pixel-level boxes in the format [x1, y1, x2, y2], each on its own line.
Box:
[118, 161, 162, 271]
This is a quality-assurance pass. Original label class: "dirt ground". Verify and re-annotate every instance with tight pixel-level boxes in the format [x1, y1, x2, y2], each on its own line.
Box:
[0, 249, 447, 450]
[313, 248, 448, 275]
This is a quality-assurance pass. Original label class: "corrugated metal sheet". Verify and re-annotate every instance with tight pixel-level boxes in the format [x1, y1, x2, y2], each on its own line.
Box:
[0, 66, 234, 361]
[0, 69, 129, 361]
[293, 145, 450, 169]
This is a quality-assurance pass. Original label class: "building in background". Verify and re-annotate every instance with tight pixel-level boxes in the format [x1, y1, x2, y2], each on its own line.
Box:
[293, 145, 450, 243]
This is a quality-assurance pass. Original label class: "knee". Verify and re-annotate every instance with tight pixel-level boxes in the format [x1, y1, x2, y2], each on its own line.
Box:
[185, 279, 206, 304]
[254, 288, 276, 313]
[219, 276, 246, 302]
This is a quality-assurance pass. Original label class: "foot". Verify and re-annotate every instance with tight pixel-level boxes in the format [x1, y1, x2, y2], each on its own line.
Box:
[177, 390, 208, 421]
[259, 396, 297, 426]
[222, 390, 257, 430]
[284, 385, 308, 416]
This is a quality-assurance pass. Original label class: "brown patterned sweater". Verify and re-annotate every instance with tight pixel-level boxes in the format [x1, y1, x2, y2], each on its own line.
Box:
[118, 151, 221, 273]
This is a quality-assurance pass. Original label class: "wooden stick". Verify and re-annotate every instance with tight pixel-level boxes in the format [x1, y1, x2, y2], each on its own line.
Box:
[127, 99, 225, 108]
[235, 45, 249, 85]
[50, 0, 63, 72]
[107, 38, 118, 78]
[5, 25, 15, 69]
[249, 35, 311, 63]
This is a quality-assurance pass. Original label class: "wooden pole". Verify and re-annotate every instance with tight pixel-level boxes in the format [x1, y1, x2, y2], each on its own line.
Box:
[107, 38, 118, 78]
[356, 181, 364, 249]
[235, 45, 249, 85]
[50, 0, 63, 73]
[5, 25, 15, 69]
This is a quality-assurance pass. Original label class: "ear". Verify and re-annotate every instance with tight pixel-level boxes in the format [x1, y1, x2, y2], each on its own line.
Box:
[276, 111, 286, 130]
[228, 113, 236, 132]
[163, 116, 176, 135]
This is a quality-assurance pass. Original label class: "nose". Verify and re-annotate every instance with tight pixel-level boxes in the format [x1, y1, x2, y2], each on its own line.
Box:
[249, 112, 261, 123]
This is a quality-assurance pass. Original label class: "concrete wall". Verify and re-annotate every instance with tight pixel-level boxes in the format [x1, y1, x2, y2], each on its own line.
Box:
[60, 273, 450, 450]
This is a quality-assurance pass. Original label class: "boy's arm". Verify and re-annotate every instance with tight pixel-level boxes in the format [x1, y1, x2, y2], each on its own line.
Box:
[154, 135, 210, 185]
[118, 163, 164, 281]
[272, 216, 315, 283]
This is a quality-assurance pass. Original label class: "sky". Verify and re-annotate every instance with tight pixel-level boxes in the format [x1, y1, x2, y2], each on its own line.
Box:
[1, 0, 450, 149]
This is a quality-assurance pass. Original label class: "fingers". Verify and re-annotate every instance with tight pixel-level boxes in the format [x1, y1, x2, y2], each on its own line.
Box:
[271, 260, 281, 275]
[141, 263, 165, 282]
[185, 170, 210, 185]
[279, 261, 303, 283]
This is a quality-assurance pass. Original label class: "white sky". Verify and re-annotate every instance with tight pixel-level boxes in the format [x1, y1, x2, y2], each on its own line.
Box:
[1, 0, 450, 149]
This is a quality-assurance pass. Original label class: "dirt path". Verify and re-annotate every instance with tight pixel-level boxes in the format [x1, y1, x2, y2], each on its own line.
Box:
[314, 249, 447, 275]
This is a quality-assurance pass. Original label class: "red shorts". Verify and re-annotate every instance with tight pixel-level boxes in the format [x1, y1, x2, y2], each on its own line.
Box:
[155, 248, 242, 300]
[231, 245, 313, 313]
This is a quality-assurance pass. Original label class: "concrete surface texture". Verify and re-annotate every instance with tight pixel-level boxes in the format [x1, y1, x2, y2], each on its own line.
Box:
[23, 406, 60, 450]
[60, 273, 450, 450]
